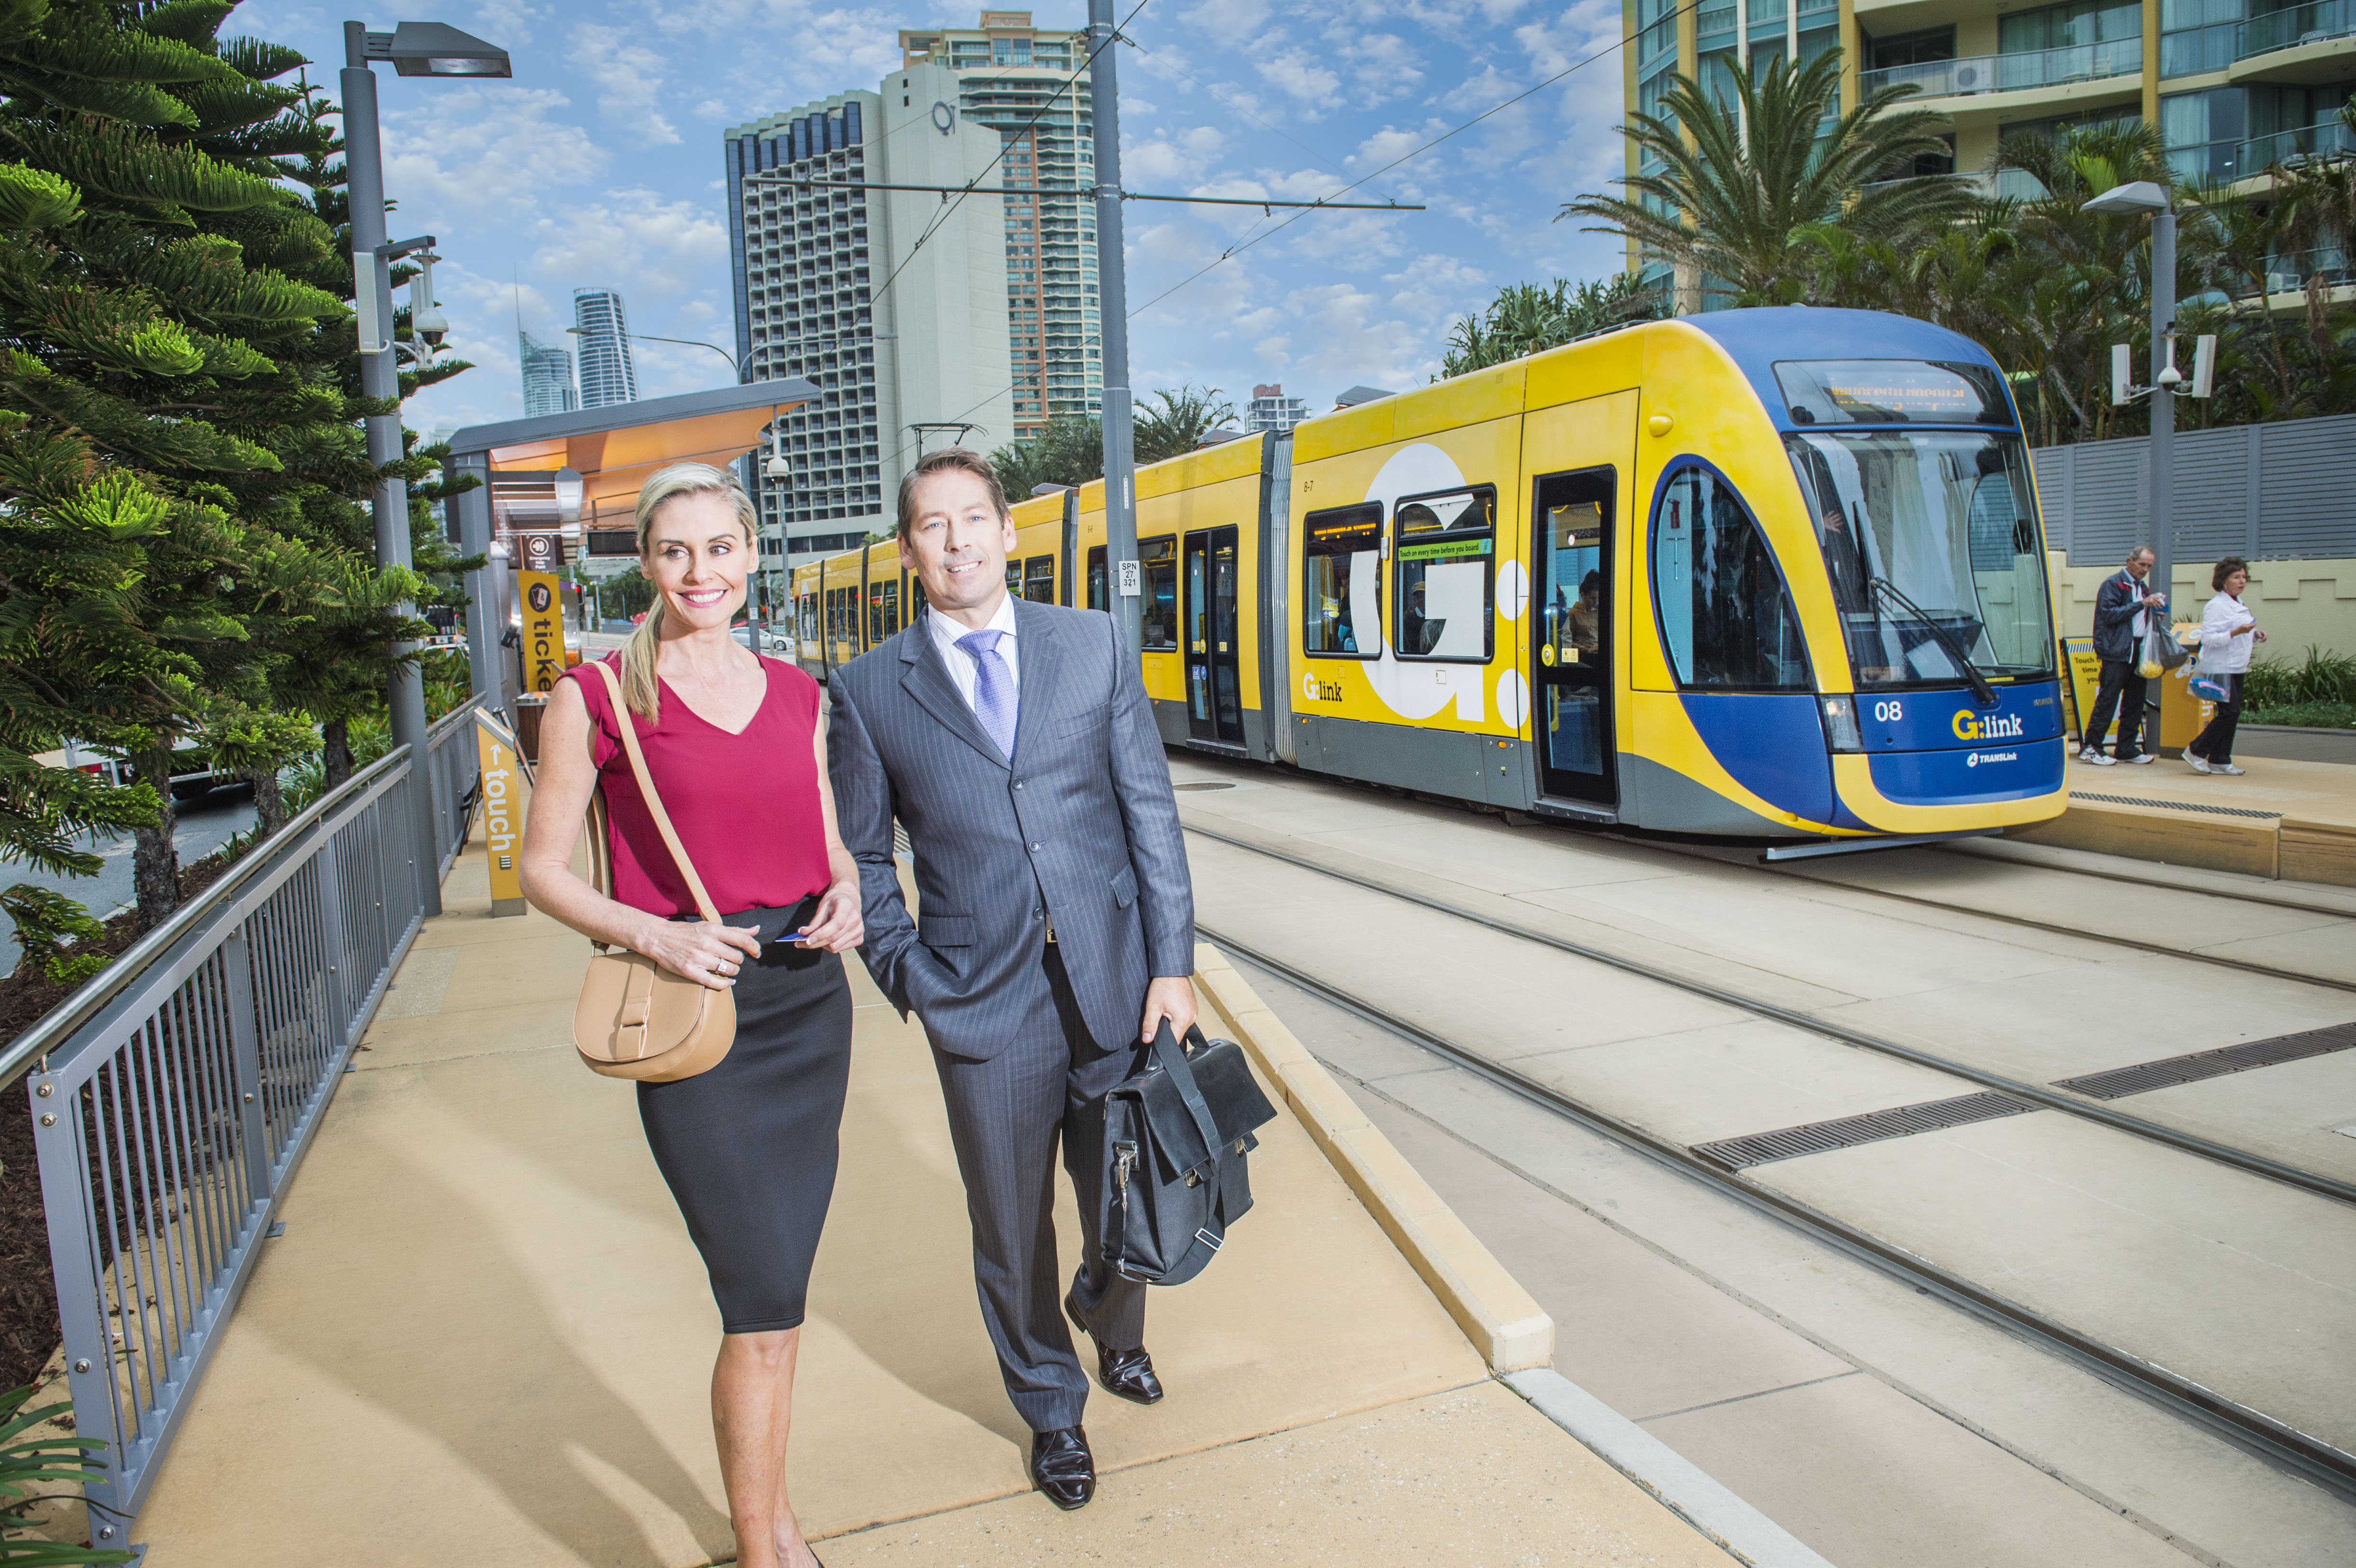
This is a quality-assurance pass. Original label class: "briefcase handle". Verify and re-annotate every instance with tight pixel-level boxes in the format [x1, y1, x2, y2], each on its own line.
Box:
[1149, 1018, 1224, 1169]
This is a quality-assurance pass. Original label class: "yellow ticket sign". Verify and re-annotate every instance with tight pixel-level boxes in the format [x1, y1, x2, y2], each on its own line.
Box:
[474, 709, 527, 917]
[2060, 637, 2103, 745]
[518, 570, 570, 693]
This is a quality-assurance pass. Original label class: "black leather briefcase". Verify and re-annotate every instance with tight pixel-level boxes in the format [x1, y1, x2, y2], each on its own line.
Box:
[1101, 1022, 1277, 1287]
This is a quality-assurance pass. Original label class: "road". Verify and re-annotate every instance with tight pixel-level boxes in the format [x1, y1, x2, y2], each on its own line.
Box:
[0, 785, 259, 978]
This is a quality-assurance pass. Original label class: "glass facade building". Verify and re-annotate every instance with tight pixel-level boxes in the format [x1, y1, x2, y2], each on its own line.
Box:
[571, 289, 638, 409]
[519, 331, 577, 418]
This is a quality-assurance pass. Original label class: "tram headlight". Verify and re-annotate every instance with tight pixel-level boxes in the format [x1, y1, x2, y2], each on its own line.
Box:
[1818, 695, 1865, 753]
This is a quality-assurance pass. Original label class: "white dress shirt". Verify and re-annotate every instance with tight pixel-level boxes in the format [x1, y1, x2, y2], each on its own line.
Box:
[925, 588, 1021, 714]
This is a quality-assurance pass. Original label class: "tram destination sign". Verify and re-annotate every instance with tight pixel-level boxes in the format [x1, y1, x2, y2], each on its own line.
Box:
[1776, 359, 2010, 427]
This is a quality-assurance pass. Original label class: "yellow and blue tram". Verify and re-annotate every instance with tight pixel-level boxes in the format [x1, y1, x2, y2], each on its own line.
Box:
[794, 306, 2067, 845]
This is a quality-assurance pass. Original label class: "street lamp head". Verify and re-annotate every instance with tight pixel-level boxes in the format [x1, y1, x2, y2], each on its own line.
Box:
[382, 21, 511, 77]
[2081, 180, 2170, 216]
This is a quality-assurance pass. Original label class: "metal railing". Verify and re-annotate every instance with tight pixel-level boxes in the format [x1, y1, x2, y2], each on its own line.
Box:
[2237, 0, 2356, 59]
[2172, 119, 2356, 186]
[1859, 38, 2141, 100]
[6, 695, 485, 1541]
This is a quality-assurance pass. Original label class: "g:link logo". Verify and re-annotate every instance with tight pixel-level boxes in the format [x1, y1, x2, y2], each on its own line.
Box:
[1952, 709, 2024, 741]
[1302, 672, 1344, 703]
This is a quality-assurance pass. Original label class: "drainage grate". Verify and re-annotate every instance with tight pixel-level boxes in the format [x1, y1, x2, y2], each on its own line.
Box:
[1691, 1091, 2039, 1170]
[1173, 781, 1239, 792]
[2069, 791, 2283, 821]
[2052, 1023, 2356, 1100]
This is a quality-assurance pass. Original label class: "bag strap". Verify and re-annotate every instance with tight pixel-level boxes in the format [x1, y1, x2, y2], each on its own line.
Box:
[587, 659, 723, 926]
[1152, 1020, 1226, 1166]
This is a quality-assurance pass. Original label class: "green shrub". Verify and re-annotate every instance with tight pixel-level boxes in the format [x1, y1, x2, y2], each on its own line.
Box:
[2243, 700, 2356, 730]
[2243, 646, 2356, 709]
[0, 888, 111, 986]
[0, 1383, 136, 1564]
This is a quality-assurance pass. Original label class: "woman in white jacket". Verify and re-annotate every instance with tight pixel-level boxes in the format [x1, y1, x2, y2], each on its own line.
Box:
[2188, 555, 2267, 775]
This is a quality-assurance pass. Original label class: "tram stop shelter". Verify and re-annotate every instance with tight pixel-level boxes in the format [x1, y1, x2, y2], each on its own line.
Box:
[443, 377, 818, 709]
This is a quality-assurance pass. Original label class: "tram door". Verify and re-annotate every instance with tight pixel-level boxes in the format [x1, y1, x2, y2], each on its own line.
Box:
[1183, 526, 1243, 744]
[1533, 468, 1617, 806]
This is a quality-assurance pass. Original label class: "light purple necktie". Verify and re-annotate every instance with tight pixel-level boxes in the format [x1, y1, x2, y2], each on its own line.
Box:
[956, 627, 1017, 760]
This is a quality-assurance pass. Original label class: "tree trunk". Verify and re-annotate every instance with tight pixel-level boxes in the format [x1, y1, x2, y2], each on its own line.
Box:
[132, 746, 180, 930]
[251, 765, 286, 838]
[322, 717, 351, 794]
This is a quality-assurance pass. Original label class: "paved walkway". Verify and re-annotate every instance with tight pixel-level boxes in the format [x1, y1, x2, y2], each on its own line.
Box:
[121, 809, 1746, 1567]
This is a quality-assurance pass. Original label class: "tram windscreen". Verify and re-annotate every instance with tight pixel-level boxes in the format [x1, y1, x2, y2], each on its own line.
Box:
[1775, 360, 2011, 427]
[1785, 431, 2053, 688]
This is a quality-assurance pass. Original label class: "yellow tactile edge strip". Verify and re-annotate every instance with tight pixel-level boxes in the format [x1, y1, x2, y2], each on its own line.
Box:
[1192, 942, 1555, 1373]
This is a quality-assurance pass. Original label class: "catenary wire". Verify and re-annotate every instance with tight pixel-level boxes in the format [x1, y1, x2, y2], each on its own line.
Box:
[1129, 0, 1706, 317]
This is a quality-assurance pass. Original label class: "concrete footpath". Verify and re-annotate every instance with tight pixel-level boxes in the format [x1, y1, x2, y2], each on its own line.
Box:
[115, 809, 1768, 1567]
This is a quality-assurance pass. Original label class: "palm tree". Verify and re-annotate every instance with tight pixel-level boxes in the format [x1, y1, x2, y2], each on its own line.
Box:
[1561, 51, 1971, 307]
[2272, 100, 2356, 369]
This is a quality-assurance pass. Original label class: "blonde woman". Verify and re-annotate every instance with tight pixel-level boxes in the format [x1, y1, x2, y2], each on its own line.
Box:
[520, 463, 860, 1568]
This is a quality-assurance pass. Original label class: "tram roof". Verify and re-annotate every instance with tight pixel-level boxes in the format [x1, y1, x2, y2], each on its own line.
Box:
[1683, 307, 2016, 434]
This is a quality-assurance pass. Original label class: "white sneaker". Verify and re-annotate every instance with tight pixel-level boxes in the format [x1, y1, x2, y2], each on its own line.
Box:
[2122, 752, 2155, 764]
[2079, 748, 2116, 766]
[2215, 763, 2245, 776]
[2187, 755, 2212, 774]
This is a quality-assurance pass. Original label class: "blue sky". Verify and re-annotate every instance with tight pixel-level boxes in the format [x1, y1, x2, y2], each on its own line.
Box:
[234, 0, 1635, 437]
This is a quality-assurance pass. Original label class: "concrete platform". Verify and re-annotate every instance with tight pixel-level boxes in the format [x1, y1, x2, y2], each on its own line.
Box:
[2017, 753, 2356, 885]
[110, 812, 1756, 1568]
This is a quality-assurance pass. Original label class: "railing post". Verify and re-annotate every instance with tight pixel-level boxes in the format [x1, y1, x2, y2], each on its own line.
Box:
[223, 924, 270, 1197]
[314, 831, 351, 1044]
[28, 1070, 131, 1528]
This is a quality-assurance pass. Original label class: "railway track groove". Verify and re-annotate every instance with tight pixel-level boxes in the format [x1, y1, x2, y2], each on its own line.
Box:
[1180, 820, 2356, 1209]
[1196, 920, 2356, 1507]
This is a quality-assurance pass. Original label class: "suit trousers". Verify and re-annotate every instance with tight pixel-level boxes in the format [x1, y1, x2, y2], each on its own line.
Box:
[2084, 658, 2149, 759]
[928, 944, 1149, 1432]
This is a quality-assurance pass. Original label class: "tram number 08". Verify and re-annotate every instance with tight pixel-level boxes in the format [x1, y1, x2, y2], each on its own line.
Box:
[1872, 700, 1904, 722]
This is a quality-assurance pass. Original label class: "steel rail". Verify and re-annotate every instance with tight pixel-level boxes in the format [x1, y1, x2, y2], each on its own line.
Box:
[1740, 850, 2356, 995]
[1181, 821, 2356, 1209]
[1197, 921, 2356, 1505]
[0, 696, 486, 1088]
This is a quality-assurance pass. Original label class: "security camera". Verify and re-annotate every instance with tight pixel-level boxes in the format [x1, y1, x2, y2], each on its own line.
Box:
[764, 452, 793, 480]
[414, 302, 450, 349]
[410, 252, 448, 351]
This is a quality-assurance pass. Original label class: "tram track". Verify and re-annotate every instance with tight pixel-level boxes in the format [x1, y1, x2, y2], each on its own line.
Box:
[1665, 838, 2356, 997]
[1180, 820, 2356, 1209]
[1193, 918, 2356, 1507]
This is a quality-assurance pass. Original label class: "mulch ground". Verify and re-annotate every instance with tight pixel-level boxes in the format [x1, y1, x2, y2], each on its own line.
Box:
[0, 851, 239, 1393]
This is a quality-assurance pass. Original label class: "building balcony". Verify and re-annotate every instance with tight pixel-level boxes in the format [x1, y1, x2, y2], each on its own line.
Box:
[1860, 39, 2143, 103]
[2171, 116, 2356, 185]
[2236, 0, 2356, 63]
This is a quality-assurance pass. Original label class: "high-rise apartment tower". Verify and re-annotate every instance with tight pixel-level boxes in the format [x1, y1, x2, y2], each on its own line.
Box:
[722, 70, 1014, 600]
[572, 288, 639, 409]
[898, 13, 1101, 442]
[519, 331, 577, 418]
[1623, 0, 2355, 297]
[1245, 383, 1309, 434]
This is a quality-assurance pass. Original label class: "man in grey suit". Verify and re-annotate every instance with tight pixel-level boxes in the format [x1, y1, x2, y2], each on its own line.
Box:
[827, 447, 1196, 1511]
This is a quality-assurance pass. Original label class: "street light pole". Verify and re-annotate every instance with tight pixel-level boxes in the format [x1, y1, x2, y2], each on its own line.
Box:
[342, 18, 511, 916]
[1089, 0, 1141, 658]
[2149, 205, 2177, 618]
[339, 22, 436, 914]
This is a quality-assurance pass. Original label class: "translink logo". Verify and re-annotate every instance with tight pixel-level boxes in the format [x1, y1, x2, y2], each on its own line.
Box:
[1952, 709, 2024, 741]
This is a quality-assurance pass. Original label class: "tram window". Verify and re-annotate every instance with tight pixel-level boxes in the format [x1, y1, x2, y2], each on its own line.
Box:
[1086, 544, 1107, 610]
[1138, 536, 1178, 649]
[867, 583, 886, 644]
[1005, 559, 1022, 595]
[1650, 465, 1810, 690]
[1543, 501, 1606, 665]
[1785, 430, 2052, 684]
[1303, 502, 1381, 659]
[1022, 554, 1056, 603]
[1392, 487, 1495, 663]
[880, 579, 900, 636]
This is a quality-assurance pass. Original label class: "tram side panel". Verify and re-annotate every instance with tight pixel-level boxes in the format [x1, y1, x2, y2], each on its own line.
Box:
[1284, 361, 1531, 806]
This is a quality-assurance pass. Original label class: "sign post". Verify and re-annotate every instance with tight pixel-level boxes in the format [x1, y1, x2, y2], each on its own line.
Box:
[473, 708, 527, 917]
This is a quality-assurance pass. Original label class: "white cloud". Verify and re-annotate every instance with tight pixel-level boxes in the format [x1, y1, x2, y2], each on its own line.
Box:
[379, 86, 608, 215]
[570, 23, 682, 146]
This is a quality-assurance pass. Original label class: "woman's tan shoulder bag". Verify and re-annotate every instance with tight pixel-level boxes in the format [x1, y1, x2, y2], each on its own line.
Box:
[572, 659, 737, 1082]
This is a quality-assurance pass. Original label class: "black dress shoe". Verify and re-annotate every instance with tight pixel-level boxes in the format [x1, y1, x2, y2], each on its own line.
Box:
[1065, 1291, 1164, 1405]
[1030, 1425, 1095, 1510]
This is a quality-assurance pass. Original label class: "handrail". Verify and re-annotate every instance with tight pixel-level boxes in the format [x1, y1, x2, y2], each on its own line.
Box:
[2, 696, 487, 1086]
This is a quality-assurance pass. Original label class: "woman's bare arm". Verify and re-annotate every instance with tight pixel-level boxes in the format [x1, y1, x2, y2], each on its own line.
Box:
[518, 677, 758, 989]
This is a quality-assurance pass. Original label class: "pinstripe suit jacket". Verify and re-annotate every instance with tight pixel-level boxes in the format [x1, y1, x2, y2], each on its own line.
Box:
[827, 598, 1194, 1061]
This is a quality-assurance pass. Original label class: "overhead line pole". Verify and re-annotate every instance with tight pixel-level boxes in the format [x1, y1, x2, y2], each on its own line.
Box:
[1091, 0, 1140, 658]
